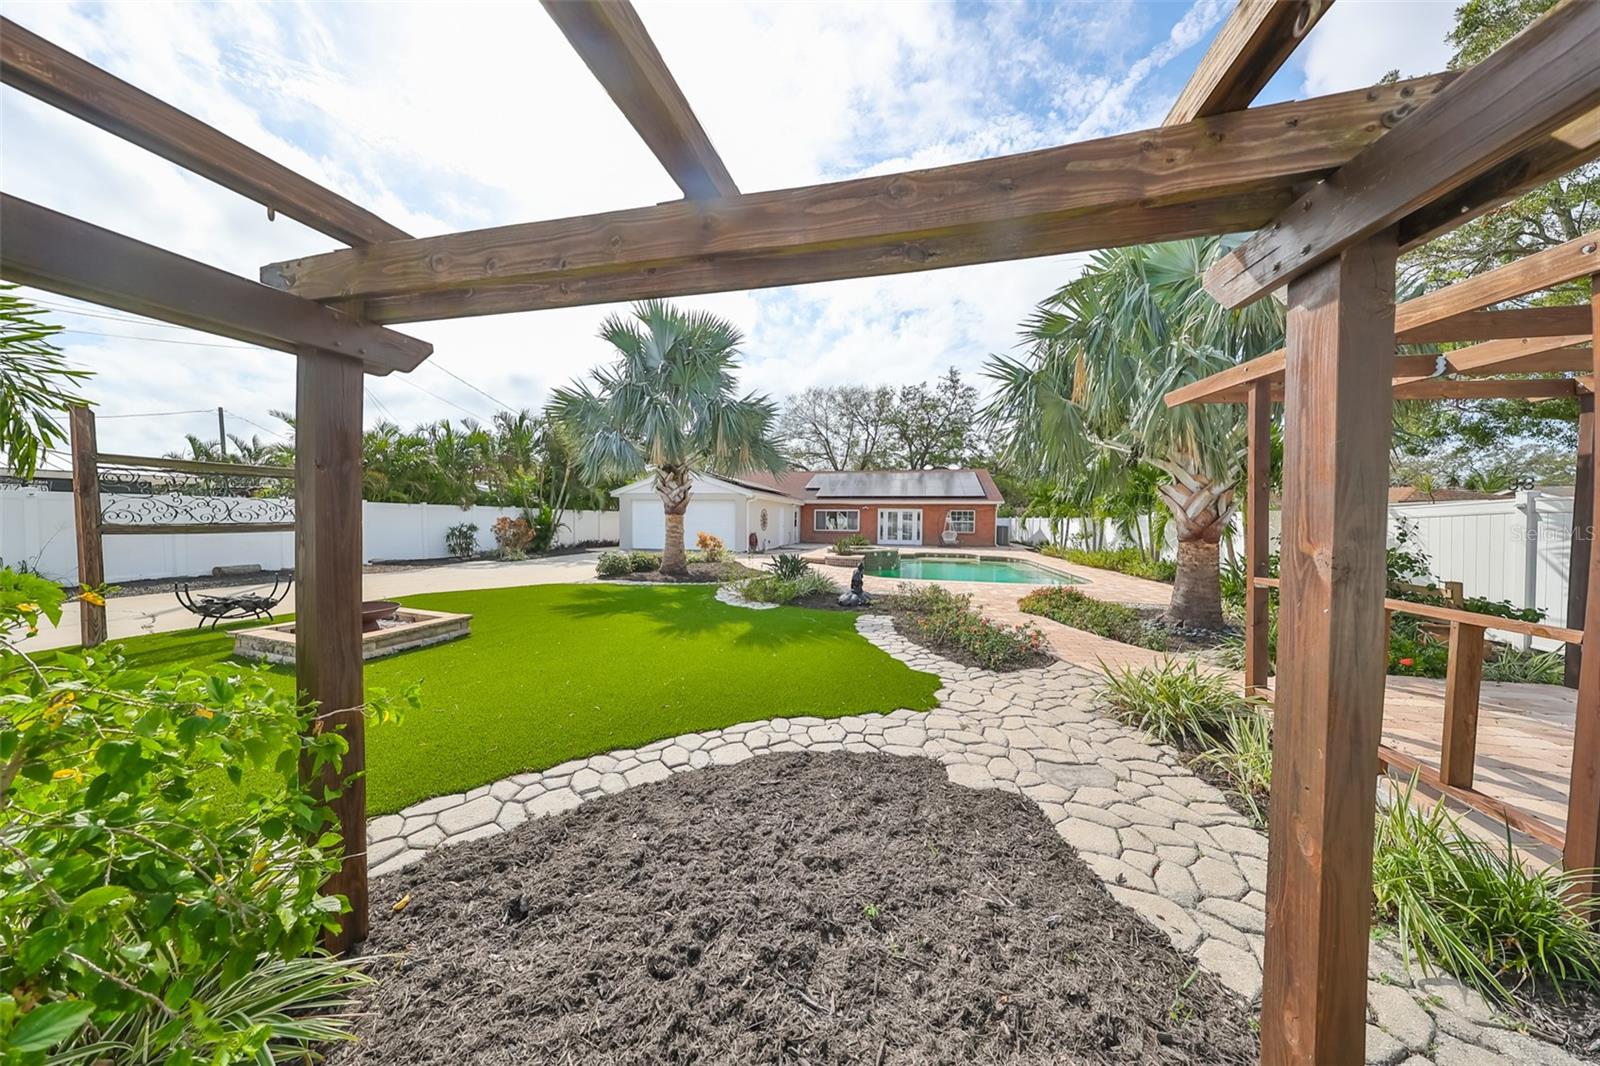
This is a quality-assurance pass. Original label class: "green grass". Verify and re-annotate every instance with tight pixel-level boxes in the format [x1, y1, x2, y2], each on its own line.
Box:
[92, 583, 938, 815]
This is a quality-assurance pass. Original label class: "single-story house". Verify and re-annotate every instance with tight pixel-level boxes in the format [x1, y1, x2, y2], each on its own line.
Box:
[614, 468, 1005, 551]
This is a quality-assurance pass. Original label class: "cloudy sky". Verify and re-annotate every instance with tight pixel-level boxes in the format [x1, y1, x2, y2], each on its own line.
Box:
[0, 0, 1459, 460]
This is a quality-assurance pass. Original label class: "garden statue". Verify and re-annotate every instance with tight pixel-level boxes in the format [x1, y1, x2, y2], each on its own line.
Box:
[838, 562, 872, 607]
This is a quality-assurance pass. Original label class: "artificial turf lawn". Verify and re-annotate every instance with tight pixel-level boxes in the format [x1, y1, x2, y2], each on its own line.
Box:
[99, 583, 940, 816]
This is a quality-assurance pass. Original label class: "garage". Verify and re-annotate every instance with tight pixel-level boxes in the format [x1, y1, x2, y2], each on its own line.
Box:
[627, 497, 738, 551]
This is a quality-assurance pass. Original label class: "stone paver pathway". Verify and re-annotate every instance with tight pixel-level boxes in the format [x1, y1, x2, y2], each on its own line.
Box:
[366, 613, 1579, 1066]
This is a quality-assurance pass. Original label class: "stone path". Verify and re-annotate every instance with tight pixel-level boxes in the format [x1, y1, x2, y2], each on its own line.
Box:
[366, 613, 1580, 1066]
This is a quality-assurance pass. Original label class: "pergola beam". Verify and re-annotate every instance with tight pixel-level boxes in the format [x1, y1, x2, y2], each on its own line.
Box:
[1399, 306, 1593, 343]
[542, 0, 737, 200]
[1204, 0, 1600, 309]
[1396, 229, 1599, 323]
[0, 17, 410, 246]
[0, 194, 431, 374]
[258, 75, 1456, 320]
[1165, 0, 1332, 124]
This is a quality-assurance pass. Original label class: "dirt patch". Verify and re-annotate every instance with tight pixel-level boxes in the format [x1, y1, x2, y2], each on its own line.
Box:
[339, 753, 1258, 1065]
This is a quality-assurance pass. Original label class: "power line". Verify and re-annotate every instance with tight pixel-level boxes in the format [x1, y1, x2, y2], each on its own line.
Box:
[425, 360, 505, 409]
[395, 375, 493, 423]
[97, 408, 213, 419]
[222, 409, 292, 443]
[28, 300, 210, 332]
[365, 387, 398, 422]
[59, 328, 260, 351]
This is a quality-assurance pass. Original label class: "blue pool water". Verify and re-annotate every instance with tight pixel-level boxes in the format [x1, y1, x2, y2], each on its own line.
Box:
[864, 555, 1083, 586]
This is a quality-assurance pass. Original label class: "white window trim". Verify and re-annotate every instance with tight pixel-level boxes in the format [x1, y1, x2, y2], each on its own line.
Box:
[947, 509, 977, 534]
[814, 508, 861, 532]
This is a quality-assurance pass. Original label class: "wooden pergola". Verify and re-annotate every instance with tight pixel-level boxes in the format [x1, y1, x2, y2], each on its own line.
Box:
[2, 2, 1598, 1062]
[1167, 233, 1597, 856]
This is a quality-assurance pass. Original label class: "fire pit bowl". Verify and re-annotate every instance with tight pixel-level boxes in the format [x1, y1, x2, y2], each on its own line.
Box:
[361, 600, 402, 632]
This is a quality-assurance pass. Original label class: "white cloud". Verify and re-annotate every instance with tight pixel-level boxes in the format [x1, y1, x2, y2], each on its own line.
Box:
[1, 0, 1216, 459]
[1299, 0, 1457, 97]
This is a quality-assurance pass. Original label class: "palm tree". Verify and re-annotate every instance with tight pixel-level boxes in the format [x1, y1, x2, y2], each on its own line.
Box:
[549, 300, 784, 576]
[985, 239, 1284, 628]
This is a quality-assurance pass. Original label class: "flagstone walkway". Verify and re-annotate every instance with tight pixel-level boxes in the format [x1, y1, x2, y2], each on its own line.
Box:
[365, 613, 1580, 1066]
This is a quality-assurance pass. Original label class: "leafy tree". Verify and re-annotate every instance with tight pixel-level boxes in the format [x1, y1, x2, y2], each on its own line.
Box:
[0, 287, 90, 481]
[775, 384, 898, 470]
[986, 239, 1283, 628]
[889, 368, 979, 469]
[549, 300, 783, 575]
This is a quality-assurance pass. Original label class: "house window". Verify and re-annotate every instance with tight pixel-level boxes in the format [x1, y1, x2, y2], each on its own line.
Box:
[948, 510, 976, 534]
[814, 509, 860, 532]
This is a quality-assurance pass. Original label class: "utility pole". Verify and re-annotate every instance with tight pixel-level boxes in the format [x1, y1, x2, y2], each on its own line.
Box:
[217, 406, 227, 458]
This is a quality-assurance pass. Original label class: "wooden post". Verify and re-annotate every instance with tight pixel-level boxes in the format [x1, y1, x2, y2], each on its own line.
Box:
[1568, 387, 1593, 688]
[1245, 379, 1272, 696]
[67, 405, 106, 647]
[1261, 231, 1397, 1066]
[1439, 621, 1485, 788]
[1567, 274, 1600, 905]
[294, 350, 368, 951]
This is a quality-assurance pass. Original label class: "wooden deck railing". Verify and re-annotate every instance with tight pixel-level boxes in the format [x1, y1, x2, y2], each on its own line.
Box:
[1251, 574, 1580, 851]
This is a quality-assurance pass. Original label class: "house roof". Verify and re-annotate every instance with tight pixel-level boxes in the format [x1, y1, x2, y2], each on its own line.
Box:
[739, 468, 1003, 503]
[616, 468, 1005, 503]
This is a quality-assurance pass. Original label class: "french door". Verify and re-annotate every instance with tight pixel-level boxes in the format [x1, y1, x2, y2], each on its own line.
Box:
[877, 508, 922, 545]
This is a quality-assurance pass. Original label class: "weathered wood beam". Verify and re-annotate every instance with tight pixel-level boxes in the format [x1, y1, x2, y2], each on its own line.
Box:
[1389, 377, 1578, 401]
[1397, 306, 1593, 343]
[1165, 0, 1333, 124]
[0, 195, 431, 375]
[1399, 106, 1600, 252]
[1439, 622, 1485, 789]
[542, 0, 736, 200]
[68, 406, 106, 648]
[259, 75, 1457, 319]
[1244, 380, 1272, 695]
[295, 350, 368, 951]
[1262, 230, 1396, 1065]
[1400, 230, 1599, 323]
[1567, 274, 1600, 904]
[1205, 0, 1600, 309]
[1568, 388, 1595, 688]
[0, 17, 409, 246]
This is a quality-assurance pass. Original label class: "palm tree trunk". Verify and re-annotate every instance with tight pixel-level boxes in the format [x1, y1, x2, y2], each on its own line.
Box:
[657, 467, 692, 576]
[662, 511, 688, 575]
[1157, 476, 1233, 629]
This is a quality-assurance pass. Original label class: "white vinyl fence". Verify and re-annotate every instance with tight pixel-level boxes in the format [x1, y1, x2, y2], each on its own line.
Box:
[0, 488, 618, 585]
[1007, 490, 1578, 649]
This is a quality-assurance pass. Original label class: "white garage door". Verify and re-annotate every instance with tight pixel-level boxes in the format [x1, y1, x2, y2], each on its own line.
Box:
[629, 498, 738, 550]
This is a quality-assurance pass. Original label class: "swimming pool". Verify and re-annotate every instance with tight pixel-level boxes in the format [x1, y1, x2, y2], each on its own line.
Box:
[863, 555, 1083, 586]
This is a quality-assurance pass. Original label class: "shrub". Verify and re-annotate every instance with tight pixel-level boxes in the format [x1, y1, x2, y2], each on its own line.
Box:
[596, 550, 632, 577]
[830, 533, 869, 555]
[1198, 711, 1274, 826]
[1097, 659, 1243, 749]
[0, 568, 408, 1062]
[1018, 586, 1169, 651]
[444, 522, 478, 560]
[892, 583, 1048, 671]
[737, 570, 836, 604]
[1039, 545, 1176, 583]
[695, 531, 726, 562]
[491, 515, 534, 558]
[629, 550, 662, 572]
[768, 553, 810, 580]
[1482, 646, 1565, 685]
[1372, 778, 1600, 1005]
[526, 503, 557, 553]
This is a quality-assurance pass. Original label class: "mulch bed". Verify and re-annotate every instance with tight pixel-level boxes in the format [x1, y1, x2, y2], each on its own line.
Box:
[337, 753, 1258, 1065]
[605, 560, 764, 584]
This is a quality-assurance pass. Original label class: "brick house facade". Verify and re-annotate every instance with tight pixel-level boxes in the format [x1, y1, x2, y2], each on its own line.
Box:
[736, 469, 1007, 548]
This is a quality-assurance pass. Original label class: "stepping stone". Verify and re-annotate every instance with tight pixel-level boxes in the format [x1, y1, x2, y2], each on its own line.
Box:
[437, 795, 500, 836]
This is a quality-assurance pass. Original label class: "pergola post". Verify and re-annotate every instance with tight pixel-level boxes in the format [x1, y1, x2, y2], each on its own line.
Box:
[67, 404, 106, 647]
[1567, 275, 1600, 904]
[294, 349, 368, 950]
[1261, 231, 1397, 1066]
[1244, 379, 1272, 695]
[1568, 386, 1594, 688]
